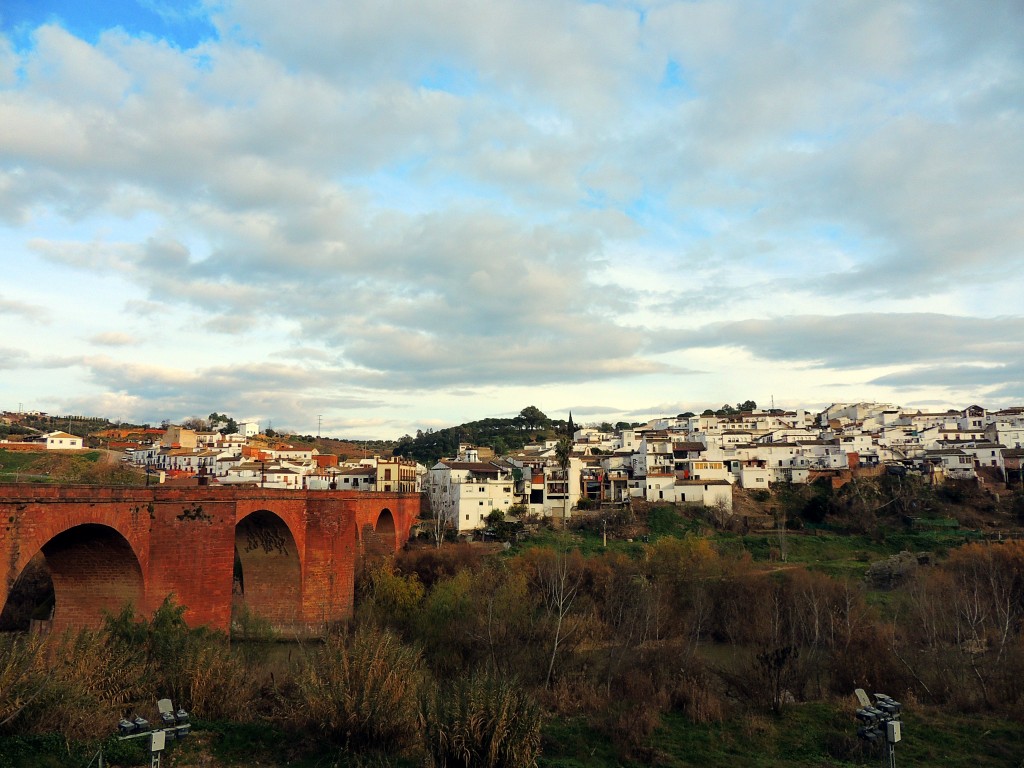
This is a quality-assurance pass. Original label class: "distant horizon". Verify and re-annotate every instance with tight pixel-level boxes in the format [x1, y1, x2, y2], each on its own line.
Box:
[4, 397, 1019, 443]
[2, 2, 1021, 441]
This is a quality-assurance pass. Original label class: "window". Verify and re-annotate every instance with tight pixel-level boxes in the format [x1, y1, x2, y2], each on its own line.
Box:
[384, 468, 392, 480]
[479, 500, 484, 506]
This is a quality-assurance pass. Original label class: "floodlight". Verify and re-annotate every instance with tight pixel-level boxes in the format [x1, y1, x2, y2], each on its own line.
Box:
[133, 716, 150, 732]
[175, 708, 190, 724]
[158, 698, 176, 727]
[858, 725, 881, 742]
[118, 718, 137, 736]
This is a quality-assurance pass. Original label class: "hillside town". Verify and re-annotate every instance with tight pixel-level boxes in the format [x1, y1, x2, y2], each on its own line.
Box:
[4, 402, 1024, 536]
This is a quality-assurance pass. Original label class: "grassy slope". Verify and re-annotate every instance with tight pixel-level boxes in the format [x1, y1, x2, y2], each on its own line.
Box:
[542, 703, 1023, 768]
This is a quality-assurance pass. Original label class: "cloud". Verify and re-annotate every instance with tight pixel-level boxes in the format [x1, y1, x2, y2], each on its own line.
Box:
[1, 2, 1022, 436]
[70, 355, 388, 427]
[871, 361, 1024, 401]
[653, 313, 1024, 369]
[0, 295, 49, 321]
[88, 332, 138, 347]
[0, 347, 30, 369]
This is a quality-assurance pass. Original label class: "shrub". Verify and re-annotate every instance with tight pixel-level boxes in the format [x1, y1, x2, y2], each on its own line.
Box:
[396, 545, 483, 589]
[1, 629, 145, 740]
[421, 672, 542, 768]
[293, 626, 424, 754]
[103, 598, 257, 721]
[0, 634, 49, 733]
[357, 562, 425, 632]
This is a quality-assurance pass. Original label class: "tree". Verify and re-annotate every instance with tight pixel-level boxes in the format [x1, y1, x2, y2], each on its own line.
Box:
[518, 406, 548, 432]
[555, 437, 573, 525]
[428, 483, 455, 549]
[526, 547, 584, 689]
[737, 400, 757, 411]
[209, 412, 238, 436]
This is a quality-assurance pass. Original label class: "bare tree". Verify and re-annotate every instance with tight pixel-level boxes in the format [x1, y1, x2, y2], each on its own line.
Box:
[530, 546, 584, 689]
[428, 482, 455, 548]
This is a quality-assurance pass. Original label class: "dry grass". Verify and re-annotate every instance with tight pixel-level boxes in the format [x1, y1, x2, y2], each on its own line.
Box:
[420, 671, 543, 768]
[292, 626, 424, 753]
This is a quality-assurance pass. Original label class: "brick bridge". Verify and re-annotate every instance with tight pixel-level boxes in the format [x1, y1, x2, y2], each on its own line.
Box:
[0, 484, 419, 637]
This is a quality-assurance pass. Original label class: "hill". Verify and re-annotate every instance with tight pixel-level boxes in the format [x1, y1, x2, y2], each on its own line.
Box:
[392, 406, 577, 466]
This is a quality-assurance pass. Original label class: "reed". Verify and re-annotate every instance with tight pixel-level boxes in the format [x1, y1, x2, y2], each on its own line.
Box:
[420, 671, 542, 768]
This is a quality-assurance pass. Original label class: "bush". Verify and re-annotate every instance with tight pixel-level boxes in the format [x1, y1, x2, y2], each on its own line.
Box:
[0, 629, 144, 740]
[395, 545, 483, 589]
[103, 598, 257, 721]
[292, 626, 424, 755]
[421, 672, 542, 768]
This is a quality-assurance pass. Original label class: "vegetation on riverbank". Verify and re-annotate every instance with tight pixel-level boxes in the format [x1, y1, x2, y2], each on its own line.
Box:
[3, 477, 1024, 767]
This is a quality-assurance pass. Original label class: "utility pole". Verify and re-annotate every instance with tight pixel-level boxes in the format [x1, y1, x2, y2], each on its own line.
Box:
[317, 414, 322, 438]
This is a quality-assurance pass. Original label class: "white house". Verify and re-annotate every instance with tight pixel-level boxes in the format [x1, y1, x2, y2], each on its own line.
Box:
[45, 431, 83, 450]
[426, 460, 519, 534]
[921, 449, 976, 480]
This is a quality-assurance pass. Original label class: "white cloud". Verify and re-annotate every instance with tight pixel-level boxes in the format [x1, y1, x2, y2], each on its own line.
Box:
[88, 332, 138, 347]
[0, 0, 1021, 435]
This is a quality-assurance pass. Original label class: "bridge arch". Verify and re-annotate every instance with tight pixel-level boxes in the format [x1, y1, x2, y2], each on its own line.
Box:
[1, 524, 146, 633]
[359, 507, 398, 564]
[233, 509, 303, 633]
[0, 552, 53, 631]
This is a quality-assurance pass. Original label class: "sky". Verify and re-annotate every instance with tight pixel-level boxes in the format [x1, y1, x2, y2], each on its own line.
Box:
[1, 1, 1022, 440]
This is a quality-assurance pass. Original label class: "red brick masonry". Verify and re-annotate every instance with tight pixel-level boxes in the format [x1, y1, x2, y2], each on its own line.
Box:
[0, 484, 419, 637]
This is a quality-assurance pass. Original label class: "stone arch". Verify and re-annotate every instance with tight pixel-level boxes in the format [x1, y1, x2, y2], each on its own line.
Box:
[4, 524, 146, 634]
[233, 509, 303, 633]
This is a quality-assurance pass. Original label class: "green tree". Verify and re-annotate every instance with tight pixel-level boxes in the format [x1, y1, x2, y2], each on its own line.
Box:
[518, 406, 548, 431]
[555, 437, 573, 524]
